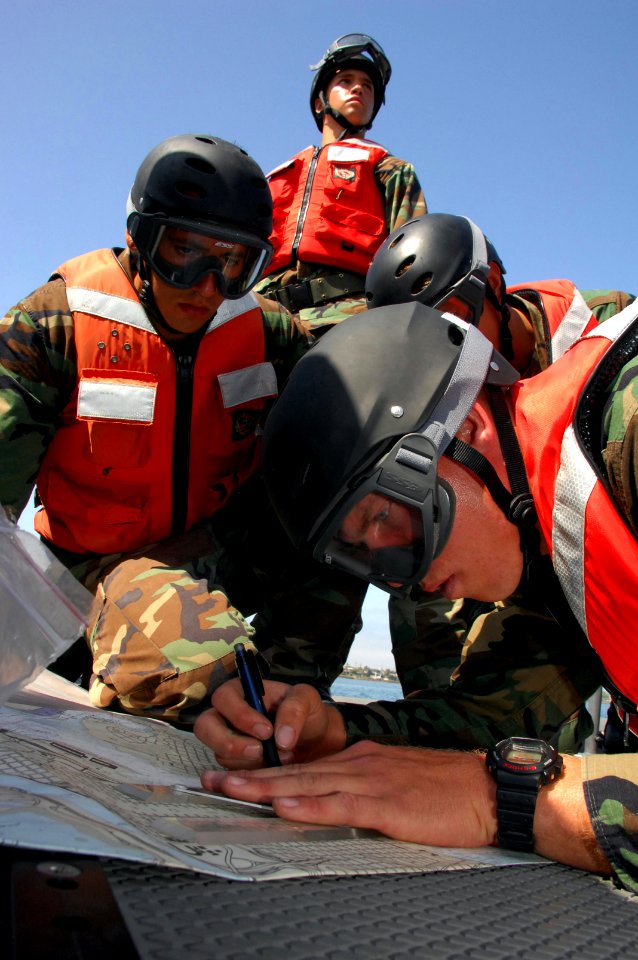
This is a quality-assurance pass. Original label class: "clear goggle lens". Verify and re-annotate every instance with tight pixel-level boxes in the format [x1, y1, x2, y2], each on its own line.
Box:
[145, 225, 270, 298]
[315, 491, 433, 598]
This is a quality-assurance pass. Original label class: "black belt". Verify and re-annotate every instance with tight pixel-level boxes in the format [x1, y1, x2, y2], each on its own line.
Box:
[269, 272, 365, 313]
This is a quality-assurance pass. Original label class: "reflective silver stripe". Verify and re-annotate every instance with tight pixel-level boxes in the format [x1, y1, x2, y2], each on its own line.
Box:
[218, 362, 277, 408]
[67, 286, 258, 335]
[551, 295, 638, 633]
[327, 144, 370, 162]
[208, 293, 259, 331]
[582, 295, 638, 342]
[66, 287, 156, 333]
[552, 424, 594, 636]
[77, 379, 157, 422]
[550, 288, 594, 361]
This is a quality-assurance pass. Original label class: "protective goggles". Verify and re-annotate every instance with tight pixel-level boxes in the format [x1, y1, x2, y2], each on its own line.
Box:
[313, 434, 455, 598]
[128, 215, 272, 299]
[312, 33, 391, 86]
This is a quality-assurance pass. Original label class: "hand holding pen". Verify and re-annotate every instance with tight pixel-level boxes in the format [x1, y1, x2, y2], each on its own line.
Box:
[233, 643, 281, 767]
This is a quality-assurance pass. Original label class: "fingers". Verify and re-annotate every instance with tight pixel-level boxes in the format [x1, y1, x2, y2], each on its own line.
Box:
[195, 679, 345, 769]
[194, 678, 291, 769]
[194, 706, 269, 769]
[200, 761, 389, 833]
[270, 683, 324, 752]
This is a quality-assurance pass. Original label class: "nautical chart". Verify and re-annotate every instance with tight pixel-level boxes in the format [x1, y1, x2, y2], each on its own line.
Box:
[0, 673, 541, 881]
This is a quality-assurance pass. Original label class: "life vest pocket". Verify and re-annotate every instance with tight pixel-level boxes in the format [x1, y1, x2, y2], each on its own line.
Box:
[77, 371, 158, 467]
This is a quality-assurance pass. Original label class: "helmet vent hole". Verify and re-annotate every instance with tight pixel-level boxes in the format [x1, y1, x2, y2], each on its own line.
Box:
[388, 233, 404, 249]
[411, 272, 433, 295]
[184, 157, 217, 176]
[448, 325, 464, 346]
[395, 255, 415, 278]
[175, 180, 207, 200]
[194, 136, 215, 145]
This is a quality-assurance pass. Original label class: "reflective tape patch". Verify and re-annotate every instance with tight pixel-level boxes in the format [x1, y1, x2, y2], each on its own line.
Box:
[209, 293, 259, 331]
[67, 288, 155, 333]
[217, 362, 277, 408]
[552, 423, 595, 633]
[327, 145, 370, 163]
[551, 290, 593, 362]
[78, 379, 157, 422]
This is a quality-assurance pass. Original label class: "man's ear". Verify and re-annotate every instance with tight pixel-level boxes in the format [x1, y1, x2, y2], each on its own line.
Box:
[125, 230, 137, 253]
[456, 393, 498, 454]
[456, 393, 509, 486]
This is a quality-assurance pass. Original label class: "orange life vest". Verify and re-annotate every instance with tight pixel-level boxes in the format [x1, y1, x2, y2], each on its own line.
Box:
[264, 139, 389, 276]
[509, 279, 599, 362]
[34, 249, 277, 556]
[510, 299, 638, 708]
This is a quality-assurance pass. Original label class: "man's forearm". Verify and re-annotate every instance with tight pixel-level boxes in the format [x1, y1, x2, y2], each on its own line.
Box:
[534, 755, 611, 873]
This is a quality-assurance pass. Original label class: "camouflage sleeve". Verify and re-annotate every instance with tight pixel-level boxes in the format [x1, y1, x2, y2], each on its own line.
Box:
[582, 754, 638, 893]
[602, 353, 638, 536]
[388, 592, 482, 695]
[0, 279, 77, 520]
[338, 597, 601, 752]
[256, 292, 313, 385]
[581, 289, 636, 324]
[374, 155, 428, 233]
[244, 490, 370, 697]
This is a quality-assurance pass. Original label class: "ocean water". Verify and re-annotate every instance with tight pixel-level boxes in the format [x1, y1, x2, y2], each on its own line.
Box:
[330, 676, 403, 702]
[331, 677, 610, 737]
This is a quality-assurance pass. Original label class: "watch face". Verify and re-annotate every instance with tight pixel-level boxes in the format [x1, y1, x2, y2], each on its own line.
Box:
[505, 741, 545, 765]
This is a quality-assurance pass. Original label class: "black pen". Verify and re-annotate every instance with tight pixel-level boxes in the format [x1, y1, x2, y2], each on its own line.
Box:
[234, 643, 281, 767]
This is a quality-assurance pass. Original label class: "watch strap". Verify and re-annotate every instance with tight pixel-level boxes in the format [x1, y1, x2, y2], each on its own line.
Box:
[493, 767, 540, 852]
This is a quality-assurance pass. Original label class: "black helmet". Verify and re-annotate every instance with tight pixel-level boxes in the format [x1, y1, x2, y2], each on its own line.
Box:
[309, 33, 391, 132]
[365, 214, 505, 326]
[126, 134, 273, 298]
[262, 302, 519, 597]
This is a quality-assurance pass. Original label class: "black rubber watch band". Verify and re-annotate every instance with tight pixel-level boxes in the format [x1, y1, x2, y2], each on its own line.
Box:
[493, 769, 540, 852]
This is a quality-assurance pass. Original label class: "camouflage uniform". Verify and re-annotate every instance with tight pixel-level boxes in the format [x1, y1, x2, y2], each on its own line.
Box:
[0, 248, 336, 720]
[580, 349, 638, 894]
[255, 154, 427, 333]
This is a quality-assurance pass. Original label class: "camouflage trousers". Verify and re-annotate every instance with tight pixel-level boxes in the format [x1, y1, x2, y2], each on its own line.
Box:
[62, 481, 367, 723]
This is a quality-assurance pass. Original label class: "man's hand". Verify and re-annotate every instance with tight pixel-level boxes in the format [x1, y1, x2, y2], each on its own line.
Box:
[194, 678, 347, 769]
[199, 743, 611, 874]
[200, 740, 498, 846]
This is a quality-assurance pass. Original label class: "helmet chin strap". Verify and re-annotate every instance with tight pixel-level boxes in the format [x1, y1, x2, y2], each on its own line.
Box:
[446, 388, 542, 593]
[317, 91, 371, 139]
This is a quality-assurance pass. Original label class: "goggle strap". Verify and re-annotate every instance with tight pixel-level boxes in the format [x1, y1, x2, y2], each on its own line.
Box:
[421, 321, 493, 453]
[466, 217, 489, 272]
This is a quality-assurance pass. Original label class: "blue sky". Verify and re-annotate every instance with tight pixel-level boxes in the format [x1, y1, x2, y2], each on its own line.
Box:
[5, 0, 637, 668]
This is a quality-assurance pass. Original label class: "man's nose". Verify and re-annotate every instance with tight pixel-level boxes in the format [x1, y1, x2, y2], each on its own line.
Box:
[192, 272, 219, 296]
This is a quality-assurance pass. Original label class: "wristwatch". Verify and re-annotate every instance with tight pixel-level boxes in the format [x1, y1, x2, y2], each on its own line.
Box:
[485, 737, 564, 852]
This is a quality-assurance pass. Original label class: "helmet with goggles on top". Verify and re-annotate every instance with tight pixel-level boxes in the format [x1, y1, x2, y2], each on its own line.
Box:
[309, 33, 392, 133]
[126, 134, 273, 299]
[262, 302, 522, 598]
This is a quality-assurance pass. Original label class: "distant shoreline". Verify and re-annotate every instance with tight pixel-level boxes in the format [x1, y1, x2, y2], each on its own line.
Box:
[341, 665, 398, 683]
